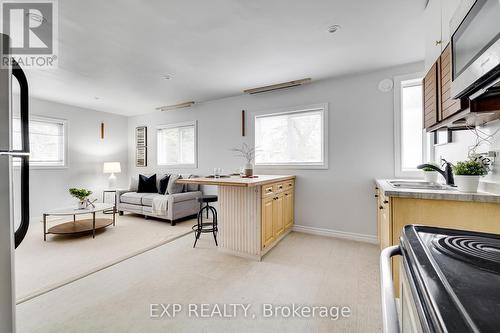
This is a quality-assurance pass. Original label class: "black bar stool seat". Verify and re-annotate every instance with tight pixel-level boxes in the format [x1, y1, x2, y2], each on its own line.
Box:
[192, 195, 218, 248]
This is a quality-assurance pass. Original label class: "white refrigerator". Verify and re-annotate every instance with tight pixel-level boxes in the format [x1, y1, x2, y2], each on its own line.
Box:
[0, 33, 31, 333]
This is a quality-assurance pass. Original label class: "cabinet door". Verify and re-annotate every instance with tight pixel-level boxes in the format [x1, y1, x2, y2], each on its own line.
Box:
[424, 0, 443, 72]
[284, 190, 294, 230]
[423, 62, 439, 129]
[261, 197, 275, 249]
[273, 194, 285, 237]
[440, 44, 468, 119]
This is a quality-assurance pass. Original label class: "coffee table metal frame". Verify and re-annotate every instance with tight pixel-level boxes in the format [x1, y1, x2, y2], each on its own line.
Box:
[42, 203, 115, 241]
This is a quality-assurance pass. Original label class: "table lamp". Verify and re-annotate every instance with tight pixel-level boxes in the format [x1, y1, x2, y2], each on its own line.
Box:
[103, 162, 121, 188]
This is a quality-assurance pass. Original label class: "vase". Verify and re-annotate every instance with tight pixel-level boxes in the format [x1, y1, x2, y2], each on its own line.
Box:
[78, 200, 87, 209]
[423, 171, 438, 183]
[244, 163, 254, 177]
[454, 175, 481, 193]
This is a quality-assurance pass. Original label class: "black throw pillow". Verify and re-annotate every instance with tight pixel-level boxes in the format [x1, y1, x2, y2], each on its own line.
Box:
[137, 174, 157, 193]
[158, 175, 170, 194]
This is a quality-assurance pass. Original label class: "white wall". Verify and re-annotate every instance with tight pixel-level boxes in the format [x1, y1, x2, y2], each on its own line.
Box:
[434, 120, 500, 191]
[128, 61, 423, 239]
[13, 97, 129, 222]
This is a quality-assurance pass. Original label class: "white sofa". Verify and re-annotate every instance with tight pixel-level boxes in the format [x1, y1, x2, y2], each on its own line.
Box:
[116, 175, 202, 226]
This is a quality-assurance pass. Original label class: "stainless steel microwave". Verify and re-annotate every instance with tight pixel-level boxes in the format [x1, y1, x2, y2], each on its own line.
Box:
[450, 0, 500, 99]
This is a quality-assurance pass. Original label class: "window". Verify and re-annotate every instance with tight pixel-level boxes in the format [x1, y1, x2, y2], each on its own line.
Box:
[157, 121, 197, 167]
[254, 104, 328, 168]
[394, 74, 432, 177]
[13, 116, 67, 167]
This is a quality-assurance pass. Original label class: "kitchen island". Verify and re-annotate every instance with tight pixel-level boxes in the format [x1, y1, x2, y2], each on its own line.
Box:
[178, 175, 295, 260]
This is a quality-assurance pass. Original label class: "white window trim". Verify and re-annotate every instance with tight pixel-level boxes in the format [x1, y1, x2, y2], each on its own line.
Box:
[252, 103, 329, 170]
[13, 115, 68, 170]
[156, 120, 198, 168]
[393, 73, 433, 178]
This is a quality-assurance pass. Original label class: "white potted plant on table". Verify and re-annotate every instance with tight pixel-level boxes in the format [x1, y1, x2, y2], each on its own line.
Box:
[452, 160, 487, 193]
[69, 188, 93, 209]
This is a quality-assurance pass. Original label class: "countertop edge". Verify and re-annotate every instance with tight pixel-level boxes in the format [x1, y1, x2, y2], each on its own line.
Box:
[375, 179, 500, 204]
[178, 175, 296, 187]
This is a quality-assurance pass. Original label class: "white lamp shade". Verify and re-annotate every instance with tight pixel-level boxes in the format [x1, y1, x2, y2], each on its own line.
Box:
[103, 162, 121, 174]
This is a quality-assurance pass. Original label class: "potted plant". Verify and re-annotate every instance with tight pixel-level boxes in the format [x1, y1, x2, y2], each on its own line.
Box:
[230, 143, 256, 177]
[452, 160, 487, 193]
[69, 188, 93, 209]
[422, 163, 440, 183]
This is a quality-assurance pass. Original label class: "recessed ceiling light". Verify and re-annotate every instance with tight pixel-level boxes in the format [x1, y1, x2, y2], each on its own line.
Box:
[327, 25, 341, 34]
[161, 74, 174, 80]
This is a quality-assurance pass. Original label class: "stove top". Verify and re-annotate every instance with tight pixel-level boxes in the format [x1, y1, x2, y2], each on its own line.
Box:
[401, 225, 500, 332]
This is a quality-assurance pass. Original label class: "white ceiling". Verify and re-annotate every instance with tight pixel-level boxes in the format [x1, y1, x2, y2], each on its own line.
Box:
[22, 0, 425, 116]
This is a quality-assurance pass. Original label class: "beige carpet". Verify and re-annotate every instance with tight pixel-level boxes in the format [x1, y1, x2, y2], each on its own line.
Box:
[17, 232, 382, 333]
[15, 213, 194, 301]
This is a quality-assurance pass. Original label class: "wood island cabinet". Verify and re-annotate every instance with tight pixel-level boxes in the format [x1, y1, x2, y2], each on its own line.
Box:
[261, 180, 295, 251]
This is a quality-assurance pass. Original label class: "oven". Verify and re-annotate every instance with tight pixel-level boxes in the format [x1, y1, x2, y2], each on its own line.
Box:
[450, 0, 500, 99]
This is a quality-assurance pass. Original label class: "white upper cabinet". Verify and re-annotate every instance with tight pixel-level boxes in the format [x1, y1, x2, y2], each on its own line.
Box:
[423, 0, 462, 73]
[424, 0, 443, 72]
[441, 0, 461, 46]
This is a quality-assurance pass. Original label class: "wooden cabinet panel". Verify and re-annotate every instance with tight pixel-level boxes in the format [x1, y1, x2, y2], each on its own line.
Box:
[273, 194, 284, 237]
[284, 190, 294, 229]
[423, 62, 439, 129]
[261, 196, 275, 249]
[440, 44, 468, 119]
[388, 197, 500, 296]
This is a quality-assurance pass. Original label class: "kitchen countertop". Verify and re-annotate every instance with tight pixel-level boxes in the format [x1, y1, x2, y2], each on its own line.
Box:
[375, 179, 500, 204]
[177, 175, 295, 187]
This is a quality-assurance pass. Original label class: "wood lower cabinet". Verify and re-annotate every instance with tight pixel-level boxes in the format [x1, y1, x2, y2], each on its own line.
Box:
[261, 196, 275, 249]
[376, 191, 500, 296]
[284, 190, 294, 229]
[261, 181, 294, 250]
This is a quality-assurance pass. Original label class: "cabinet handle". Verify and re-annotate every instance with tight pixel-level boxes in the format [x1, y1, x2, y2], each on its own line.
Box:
[384, 200, 389, 204]
[267, 188, 272, 192]
[379, 206, 384, 210]
[435, 40, 442, 46]
[285, 193, 288, 196]
[375, 194, 379, 198]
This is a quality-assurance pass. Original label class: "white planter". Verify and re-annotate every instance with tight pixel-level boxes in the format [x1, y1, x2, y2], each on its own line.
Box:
[454, 175, 481, 193]
[423, 171, 438, 183]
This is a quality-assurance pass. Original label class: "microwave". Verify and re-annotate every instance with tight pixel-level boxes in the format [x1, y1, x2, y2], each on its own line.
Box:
[450, 0, 500, 99]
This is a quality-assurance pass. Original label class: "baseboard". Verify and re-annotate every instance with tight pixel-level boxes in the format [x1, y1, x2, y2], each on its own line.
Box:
[292, 225, 378, 244]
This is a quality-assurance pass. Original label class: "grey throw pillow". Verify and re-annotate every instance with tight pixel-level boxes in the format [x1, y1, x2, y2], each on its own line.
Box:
[129, 176, 139, 191]
[167, 174, 184, 194]
[187, 175, 200, 192]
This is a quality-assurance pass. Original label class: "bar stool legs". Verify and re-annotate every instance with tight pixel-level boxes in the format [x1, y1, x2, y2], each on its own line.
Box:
[193, 201, 218, 248]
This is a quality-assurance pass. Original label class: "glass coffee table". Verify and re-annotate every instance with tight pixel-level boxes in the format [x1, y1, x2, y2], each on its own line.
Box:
[42, 203, 115, 241]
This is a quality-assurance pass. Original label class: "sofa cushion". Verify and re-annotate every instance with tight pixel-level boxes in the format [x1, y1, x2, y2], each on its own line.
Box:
[138, 174, 158, 193]
[141, 193, 168, 207]
[167, 174, 184, 194]
[158, 174, 170, 194]
[129, 175, 139, 191]
[120, 192, 144, 205]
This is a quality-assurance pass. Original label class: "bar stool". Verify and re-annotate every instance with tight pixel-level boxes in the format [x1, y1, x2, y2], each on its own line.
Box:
[192, 195, 218, 248]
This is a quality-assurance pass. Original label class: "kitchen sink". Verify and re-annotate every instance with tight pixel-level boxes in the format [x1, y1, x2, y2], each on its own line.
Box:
[389, 180, 455, 191]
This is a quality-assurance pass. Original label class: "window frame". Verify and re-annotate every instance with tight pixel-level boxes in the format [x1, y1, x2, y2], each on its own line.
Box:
[156, 120, 198, 169]
[13, 115, 68, 169]
[253, 103, 329, 170]
[394, 73, 434, 178]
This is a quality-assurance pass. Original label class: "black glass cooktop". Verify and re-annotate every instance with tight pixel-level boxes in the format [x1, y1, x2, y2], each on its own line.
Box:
[401, 225, 500, 332]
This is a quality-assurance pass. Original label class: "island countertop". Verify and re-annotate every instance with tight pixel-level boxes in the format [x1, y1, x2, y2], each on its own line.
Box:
[177, 175, 295, 187]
